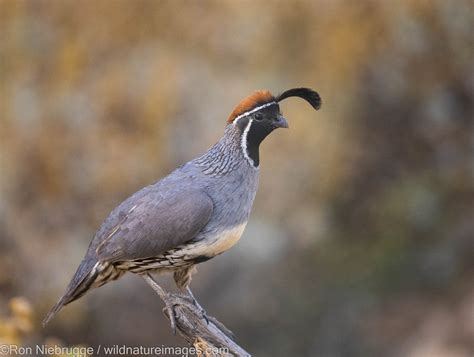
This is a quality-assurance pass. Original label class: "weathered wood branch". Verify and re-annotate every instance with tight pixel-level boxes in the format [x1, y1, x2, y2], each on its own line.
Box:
[162, 293, 250, 357]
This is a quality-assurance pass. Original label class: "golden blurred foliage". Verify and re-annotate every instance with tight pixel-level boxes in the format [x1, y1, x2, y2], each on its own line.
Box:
[0, 297, 33, 345]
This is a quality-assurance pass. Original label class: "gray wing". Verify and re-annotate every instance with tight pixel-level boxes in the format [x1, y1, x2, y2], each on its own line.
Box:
[93, 186, 214, 263]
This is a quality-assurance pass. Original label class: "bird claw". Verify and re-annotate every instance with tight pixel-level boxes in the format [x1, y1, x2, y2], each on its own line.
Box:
[197, 305, 209, 325]
[162, 295, 178, 334]
[187, 294, 209, 324]
[202, 311, 209, 325]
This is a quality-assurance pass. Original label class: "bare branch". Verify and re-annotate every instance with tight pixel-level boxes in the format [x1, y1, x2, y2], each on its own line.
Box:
[162, 293, 250, 357]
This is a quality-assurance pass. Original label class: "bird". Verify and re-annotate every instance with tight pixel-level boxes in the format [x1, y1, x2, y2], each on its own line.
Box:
[43, 87, 321, 330]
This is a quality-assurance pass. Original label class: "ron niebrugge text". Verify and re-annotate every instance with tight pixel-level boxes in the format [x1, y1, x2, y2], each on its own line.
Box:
[1, 344, 229, 356]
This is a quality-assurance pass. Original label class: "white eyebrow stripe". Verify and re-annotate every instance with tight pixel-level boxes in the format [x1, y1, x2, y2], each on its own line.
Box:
[233, 101, 277, 125]
[241, 119, 256, 167]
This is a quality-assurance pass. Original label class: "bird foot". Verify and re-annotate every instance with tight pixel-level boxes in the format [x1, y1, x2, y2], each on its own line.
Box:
[189, 296, 209, 324]
[162, 294, 178, 334]
[184, 287, 209, 324]
[161, 293, 206, 334]
[197, 305, 209, 325]
[161, 293, 236, 341]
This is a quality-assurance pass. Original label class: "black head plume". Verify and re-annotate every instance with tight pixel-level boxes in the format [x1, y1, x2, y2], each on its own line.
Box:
[276, 88, 322, 110]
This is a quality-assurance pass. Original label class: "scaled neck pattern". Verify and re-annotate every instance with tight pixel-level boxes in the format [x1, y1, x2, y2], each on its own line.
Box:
[195, 125, 254, 176]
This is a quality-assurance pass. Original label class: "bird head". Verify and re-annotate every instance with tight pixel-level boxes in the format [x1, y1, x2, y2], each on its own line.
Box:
[227, 87, 322, 167]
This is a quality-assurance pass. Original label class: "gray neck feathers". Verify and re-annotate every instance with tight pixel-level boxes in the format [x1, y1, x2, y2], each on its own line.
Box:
[194, 125, 252, 176]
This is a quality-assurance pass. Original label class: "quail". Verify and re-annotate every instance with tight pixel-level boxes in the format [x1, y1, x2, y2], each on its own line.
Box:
[43, 87, 321, 330]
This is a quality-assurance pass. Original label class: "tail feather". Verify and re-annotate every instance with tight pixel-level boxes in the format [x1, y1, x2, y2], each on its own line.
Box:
[43, 259, 99, 327]
[42, 296, 69, 327]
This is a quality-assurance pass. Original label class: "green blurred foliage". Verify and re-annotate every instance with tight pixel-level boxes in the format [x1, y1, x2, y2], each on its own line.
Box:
[0, 1, 473, 356]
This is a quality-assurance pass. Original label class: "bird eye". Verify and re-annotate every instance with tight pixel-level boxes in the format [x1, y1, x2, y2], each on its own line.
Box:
[255, 113, 263, 120]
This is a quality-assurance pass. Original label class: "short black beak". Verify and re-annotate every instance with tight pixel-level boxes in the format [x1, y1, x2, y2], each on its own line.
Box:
[274, 115, 289, 129]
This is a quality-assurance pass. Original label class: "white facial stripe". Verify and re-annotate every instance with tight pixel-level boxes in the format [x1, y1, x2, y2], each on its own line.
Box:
[233, 102, 277, 125]
[241, 119, 256, 167]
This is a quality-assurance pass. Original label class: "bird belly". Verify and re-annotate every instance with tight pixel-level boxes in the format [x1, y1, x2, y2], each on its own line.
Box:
[200, 222, 247, 257]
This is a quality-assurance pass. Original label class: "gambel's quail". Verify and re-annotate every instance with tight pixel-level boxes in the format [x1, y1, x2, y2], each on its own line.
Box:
[43, 88, 321, 329]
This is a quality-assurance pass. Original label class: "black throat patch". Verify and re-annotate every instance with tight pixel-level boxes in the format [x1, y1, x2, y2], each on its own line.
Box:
[239, 118, 275, 167]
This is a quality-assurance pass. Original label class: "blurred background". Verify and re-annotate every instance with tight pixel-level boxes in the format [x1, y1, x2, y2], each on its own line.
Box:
[1, 1, 473, 356]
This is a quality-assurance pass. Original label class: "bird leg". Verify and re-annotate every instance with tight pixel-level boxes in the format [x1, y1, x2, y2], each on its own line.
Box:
[142, 274, 178, 334]
[185, 286, 209, 324]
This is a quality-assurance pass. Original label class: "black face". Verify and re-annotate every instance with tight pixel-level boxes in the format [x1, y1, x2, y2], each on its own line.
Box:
[236, 103, 288, 167]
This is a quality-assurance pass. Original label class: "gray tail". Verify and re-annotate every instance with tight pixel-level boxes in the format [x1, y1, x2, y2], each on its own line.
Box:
[42, 258, 99, 327]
